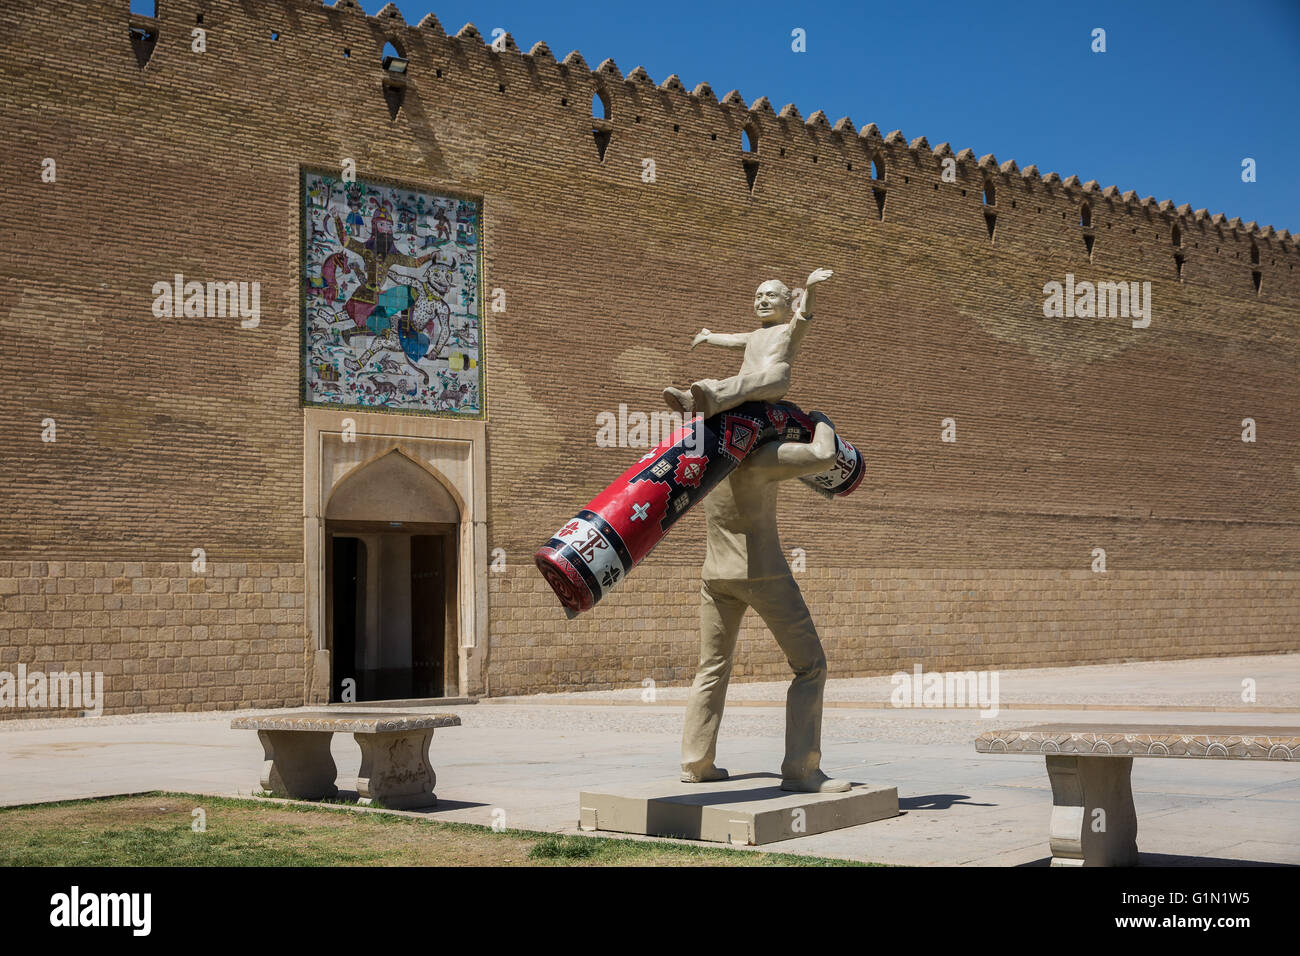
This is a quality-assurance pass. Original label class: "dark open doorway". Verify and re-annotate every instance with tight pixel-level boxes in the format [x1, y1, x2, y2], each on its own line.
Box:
[326, 520, 457, 702]
[410, 534, 446, 698]
[331, 535, 364, 700]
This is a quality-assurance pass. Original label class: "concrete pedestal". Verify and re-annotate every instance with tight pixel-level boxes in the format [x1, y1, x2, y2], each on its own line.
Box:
[356, 728, 438, 810]
[1046, 754, 1139, 867]
[256, 729, 339, 801]
[578, 773, 898, 846]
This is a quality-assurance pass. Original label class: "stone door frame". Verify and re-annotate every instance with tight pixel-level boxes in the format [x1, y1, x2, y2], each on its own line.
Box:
[303, 408, 488, 702]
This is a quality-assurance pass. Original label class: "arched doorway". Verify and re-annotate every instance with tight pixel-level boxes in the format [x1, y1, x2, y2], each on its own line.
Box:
[324, 449, 461, 702]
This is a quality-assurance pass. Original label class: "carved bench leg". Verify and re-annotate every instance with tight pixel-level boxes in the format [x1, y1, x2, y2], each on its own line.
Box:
[355, 729, 437, 810]
[1045, 755, 1138, 867]
[257, 730, 339, 800]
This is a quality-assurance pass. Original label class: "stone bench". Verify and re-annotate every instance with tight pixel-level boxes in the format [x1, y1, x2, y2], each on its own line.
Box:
[231, 711, 461, 810]
[975, 724, 1300, 867]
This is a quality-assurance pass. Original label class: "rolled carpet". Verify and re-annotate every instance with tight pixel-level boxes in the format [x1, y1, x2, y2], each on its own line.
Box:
[535, 400, 864, 616]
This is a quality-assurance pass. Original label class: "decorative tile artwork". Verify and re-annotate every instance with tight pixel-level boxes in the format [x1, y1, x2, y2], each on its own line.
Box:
[302, 172, 482, 415]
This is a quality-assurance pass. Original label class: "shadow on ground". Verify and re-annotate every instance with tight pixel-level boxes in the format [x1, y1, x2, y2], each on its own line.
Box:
[899, 794, 995, 811]
[328, 789, 490, 813]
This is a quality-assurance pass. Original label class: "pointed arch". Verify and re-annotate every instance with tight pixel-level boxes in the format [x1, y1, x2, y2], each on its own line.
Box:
[326, 447, 462, 523]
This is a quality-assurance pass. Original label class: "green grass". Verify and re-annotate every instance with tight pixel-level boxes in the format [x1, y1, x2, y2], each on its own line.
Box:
[0, 793, 873, 867]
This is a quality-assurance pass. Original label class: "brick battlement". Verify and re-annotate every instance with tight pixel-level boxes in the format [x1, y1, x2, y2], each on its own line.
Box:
[110, 0, 1296, 257]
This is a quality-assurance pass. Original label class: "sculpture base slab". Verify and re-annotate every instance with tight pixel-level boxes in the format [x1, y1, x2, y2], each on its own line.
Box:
[578, 773, 898, 846]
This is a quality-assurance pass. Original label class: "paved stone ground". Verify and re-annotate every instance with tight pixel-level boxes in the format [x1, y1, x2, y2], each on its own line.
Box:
[492, 653, 1300, 711]
[0, 654, 1296, 866]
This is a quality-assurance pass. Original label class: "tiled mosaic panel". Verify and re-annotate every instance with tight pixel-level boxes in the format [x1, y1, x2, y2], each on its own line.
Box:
[303, 173, 482, 414]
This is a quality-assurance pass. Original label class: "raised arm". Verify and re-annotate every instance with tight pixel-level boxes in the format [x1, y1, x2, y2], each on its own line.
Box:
[393, 249, 433, 268]
[793, 267, 833, 322]
[691, 328, 750, 350]
[333, 216, 368, 256]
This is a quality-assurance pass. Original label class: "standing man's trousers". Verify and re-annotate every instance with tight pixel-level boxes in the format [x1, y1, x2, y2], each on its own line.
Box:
[681, 575, 827, 781]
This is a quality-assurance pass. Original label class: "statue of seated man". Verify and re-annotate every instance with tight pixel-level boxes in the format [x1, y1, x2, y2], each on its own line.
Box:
[663, 268, 833, 420]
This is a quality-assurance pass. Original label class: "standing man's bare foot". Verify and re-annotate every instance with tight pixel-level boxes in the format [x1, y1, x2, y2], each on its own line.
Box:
[663, 386, 694, 414]
[680, 765, 729, 783]
[780, 770, 851, 793]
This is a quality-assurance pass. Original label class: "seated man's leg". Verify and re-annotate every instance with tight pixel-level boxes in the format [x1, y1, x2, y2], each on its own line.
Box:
[681, 579, 748, 782]
[691, 362, 790, 418]
[742, 575, 849, 792]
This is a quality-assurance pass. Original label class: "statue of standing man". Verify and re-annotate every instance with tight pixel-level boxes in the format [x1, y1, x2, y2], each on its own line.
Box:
[678, 270, 851, 793]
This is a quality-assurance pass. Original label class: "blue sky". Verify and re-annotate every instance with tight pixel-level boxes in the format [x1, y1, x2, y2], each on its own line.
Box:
[142, 0, 1300, 229]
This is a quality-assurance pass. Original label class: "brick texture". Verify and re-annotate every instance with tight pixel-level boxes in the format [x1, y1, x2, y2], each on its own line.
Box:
[0, 560, 303, 715]
[0, 1, 1297, 712]
[489, 565, 1300, 696]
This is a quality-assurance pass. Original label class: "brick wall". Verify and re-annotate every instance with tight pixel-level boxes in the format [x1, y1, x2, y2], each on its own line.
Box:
[0, 0, 1296, 713]
[0, 561, 303, 715]
[490, 566, 1300, 696]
